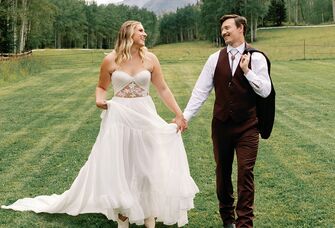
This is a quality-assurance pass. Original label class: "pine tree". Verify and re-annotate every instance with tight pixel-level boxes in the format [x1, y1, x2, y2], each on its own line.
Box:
[0, 0, 12, 53]
[266, 0, 286, 26]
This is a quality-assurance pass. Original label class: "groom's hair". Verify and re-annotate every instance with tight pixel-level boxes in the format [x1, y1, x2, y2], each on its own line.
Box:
[220, 14, 247, 36]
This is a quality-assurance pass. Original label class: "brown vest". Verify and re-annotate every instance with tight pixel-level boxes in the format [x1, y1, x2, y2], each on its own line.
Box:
[213, 48, 257, 123]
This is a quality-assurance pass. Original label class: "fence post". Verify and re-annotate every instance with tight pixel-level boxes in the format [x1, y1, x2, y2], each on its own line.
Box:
[91, 50, 93, 64]
[303, 39, 306, 60]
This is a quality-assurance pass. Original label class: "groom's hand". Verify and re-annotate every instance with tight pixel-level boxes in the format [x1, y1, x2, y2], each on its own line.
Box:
[240, 52, 251, 74]
[172, 116, 188, 133]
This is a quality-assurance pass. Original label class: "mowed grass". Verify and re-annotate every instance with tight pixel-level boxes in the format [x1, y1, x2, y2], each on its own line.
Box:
[0, 26, 335, 227]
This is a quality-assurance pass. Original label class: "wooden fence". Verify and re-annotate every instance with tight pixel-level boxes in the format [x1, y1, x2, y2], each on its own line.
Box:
[0, 50, 33, 61]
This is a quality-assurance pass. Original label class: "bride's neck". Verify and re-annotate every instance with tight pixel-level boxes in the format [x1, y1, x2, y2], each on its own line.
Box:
[130, 46, 140, 56]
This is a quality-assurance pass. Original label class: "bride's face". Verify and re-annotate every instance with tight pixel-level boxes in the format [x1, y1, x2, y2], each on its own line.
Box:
[132, 24, 147, 47]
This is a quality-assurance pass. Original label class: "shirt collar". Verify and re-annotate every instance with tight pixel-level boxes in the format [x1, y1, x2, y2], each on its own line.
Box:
[227, 43, 245, 54]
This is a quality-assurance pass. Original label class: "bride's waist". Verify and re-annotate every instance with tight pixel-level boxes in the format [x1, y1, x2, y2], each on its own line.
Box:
[109, 95, 155, 112]
[112, 95, 152, 101]
[114, 83, 149, 98]
[113, 94, 150, 99]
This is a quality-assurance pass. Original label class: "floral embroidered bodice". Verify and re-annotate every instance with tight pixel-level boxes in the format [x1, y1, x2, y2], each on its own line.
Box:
[112, 70, 151, 98]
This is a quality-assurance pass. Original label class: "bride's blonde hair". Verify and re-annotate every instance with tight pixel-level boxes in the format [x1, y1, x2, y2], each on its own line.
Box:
[114, 20, 147, 65]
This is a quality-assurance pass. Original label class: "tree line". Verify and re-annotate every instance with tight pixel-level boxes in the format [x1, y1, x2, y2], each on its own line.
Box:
[160, 0, 334, 44]
[1, 0, 334, 53]
[0, 0, 157, 53]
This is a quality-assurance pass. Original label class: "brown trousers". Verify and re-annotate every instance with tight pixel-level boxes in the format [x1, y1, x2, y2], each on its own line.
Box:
[212, 117, 259, 228]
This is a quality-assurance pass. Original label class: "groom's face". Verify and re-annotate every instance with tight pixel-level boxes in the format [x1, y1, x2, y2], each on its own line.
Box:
[221, 18, 244, 46]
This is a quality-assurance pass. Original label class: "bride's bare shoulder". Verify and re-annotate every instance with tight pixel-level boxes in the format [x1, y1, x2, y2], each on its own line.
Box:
[146, 51, 157, 59]
[101, 50, 118, 71]
[145, 51, 160, 65]
[103, 50, 117, 62]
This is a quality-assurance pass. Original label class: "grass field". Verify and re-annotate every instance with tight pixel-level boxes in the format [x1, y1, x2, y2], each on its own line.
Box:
[0, 26, 334, 227]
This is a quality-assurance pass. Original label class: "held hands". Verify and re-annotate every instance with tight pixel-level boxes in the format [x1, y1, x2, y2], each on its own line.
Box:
[96, 100, 108, 110]
[240, 52, 251, 74]
[172, 115, 188, 133]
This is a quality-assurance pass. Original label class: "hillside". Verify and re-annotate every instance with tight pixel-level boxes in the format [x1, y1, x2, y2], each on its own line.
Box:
[118, 0, 148, 8]
[119, 0, 197, 15]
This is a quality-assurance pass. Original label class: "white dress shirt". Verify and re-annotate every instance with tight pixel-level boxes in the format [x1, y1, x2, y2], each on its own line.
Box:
[183, 43, 271, 122]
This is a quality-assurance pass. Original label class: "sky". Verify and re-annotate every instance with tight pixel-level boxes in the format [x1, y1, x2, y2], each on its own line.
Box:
[95, 0, 123, 5]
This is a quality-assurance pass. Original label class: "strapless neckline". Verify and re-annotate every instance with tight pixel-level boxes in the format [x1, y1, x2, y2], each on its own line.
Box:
[111, 69, 151, 97]
[112, 69, 151, 78]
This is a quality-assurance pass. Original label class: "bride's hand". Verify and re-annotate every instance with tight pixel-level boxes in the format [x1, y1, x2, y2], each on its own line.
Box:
[173, 115, 188, 133]
[96, 100, 108, 110]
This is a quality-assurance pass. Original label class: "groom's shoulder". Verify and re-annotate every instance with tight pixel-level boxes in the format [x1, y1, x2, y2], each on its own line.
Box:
[208, 49, 221, 61]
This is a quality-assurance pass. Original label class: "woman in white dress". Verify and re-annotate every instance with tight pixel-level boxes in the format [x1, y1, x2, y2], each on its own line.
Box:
[2, 21, 199, 227]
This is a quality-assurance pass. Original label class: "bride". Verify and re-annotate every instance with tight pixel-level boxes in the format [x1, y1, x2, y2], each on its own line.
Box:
[2, 21, 199, 227]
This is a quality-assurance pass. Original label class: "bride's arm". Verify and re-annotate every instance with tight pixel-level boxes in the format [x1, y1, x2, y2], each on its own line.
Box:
[149, 52, 187, 132]
[96, 54, 113, 109]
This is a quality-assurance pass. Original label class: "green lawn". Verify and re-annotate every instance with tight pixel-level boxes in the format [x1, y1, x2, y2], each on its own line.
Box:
[0, 27, 334, 227]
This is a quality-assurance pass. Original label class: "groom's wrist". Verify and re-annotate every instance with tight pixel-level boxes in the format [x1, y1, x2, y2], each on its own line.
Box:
[183, 112, 192, 123]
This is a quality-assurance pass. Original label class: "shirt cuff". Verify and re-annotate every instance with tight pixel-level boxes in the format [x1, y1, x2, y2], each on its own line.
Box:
[183, 111, 193, 122]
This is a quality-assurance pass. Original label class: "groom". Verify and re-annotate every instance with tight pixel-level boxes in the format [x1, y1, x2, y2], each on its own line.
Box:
[183, 14, 273, 227]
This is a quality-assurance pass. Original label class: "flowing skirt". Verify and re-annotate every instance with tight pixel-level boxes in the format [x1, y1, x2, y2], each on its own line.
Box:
[2, 96, 199, 227]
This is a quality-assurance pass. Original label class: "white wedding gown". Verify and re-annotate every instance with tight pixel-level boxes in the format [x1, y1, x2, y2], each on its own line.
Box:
[2, 70, 199, 227]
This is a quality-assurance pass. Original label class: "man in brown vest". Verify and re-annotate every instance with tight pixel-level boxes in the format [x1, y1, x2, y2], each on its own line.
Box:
[183, 14, 272, 228]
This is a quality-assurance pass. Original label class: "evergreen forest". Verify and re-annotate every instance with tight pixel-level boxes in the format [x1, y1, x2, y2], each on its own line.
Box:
[0, 0, 334, 53]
